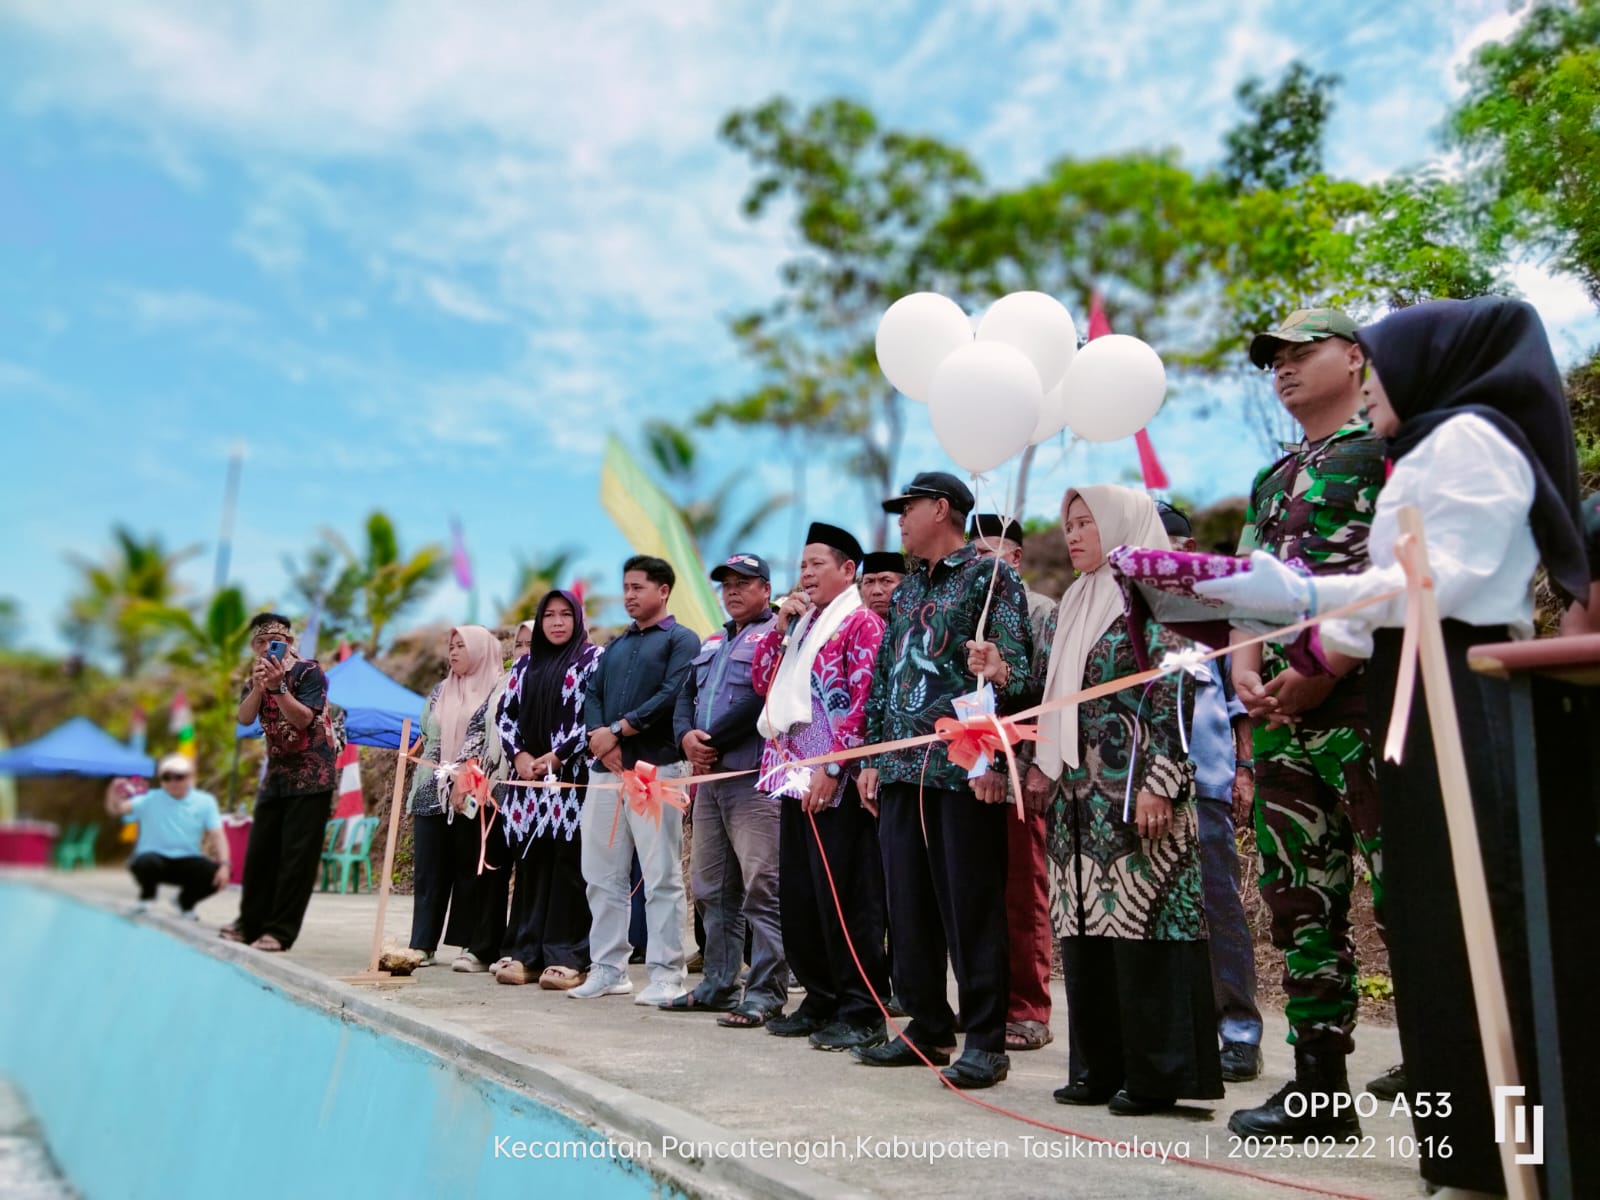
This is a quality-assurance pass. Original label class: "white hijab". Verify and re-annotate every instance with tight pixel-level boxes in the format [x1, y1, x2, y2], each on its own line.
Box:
[1036, 485, 1171, 779]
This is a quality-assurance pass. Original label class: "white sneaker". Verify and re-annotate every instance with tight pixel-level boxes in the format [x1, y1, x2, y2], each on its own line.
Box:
[129, 901, 151, 916]
[568, 966, 633, 999]
[635, 980, 687, 1007]
[417, 953, 438, 968]
[452, 952, 489, 973]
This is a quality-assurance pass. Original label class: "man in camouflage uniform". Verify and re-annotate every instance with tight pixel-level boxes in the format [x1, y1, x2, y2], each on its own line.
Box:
[1227, 310, 1389, 1141]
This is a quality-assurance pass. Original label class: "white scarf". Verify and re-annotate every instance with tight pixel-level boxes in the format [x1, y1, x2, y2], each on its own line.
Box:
[758, 584, 863, 739]
[1036, 486, 1171, 779]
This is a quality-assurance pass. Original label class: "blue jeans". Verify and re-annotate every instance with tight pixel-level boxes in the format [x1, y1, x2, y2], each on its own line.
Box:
[1197, 797, 1262, 1046]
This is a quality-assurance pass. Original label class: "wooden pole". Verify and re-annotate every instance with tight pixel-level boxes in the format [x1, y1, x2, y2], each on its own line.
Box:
[342, 717, 414, 986]
[1399, 507, 1538, 1200]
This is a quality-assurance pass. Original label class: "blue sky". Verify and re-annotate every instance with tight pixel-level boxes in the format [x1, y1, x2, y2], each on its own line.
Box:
[3, 0, 1595, 651]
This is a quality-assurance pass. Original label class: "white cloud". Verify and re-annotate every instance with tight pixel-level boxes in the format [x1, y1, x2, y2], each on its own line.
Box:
[112, 285, 257, 330]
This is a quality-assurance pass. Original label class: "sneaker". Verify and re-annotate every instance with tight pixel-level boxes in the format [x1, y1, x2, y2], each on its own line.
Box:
[129, 900, 152, 916]
[416, 953, 438, 968]
[636, 979, 688, 1006]
[568, 966, 634, 999]
[452, 952, 489, 973]
[177, 909, 200, 923]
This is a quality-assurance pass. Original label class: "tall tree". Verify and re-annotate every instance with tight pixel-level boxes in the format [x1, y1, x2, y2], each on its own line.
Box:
[1451, 0, 1600, 306]
[281, 542, 363, 652]
[717, 97, 982, 545]
[63, 527, 200, 674]
[149, 586, 254, 690]
[323, 512, 445, 652]
[1222, 61, 1340, 194]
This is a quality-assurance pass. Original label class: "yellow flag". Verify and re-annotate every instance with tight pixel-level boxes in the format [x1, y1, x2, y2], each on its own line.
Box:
[598, 435, 722, 637]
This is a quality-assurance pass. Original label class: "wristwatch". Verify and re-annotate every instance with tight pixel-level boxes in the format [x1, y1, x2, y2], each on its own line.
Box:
[275, 683, 289, 695]
[824, 762, 843, 779]
[609, 720, 624, 737]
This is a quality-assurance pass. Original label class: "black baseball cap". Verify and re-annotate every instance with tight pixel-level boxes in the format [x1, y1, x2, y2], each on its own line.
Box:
[710, 552, 771, 583]
[882, 471, 975, 516]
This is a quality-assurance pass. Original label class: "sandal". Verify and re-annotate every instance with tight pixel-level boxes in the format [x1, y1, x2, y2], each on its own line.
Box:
[250, 934, 285, 952]
[1005, 1019, 1054, 1052]
[497, 962, 532, 986]
[538, 966, 585, 991]
[219, 924, 245, 944]
[657, 990, 735, 1013]
[718, 1002, 782, 1029]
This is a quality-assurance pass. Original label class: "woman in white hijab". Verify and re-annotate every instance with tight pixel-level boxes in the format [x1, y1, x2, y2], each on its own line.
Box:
[1024, 485, 1222, 1115]
[406, 624, 502, 965]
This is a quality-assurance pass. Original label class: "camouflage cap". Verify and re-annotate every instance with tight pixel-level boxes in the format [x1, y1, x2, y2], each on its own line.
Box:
[1248, 308, 1361, 369]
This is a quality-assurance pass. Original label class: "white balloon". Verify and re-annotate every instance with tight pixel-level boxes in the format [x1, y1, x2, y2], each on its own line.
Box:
[1029, 379, 1070, 444]
[927, 342, 1043, 474]
[976, 291, 1079, 392]
[875, 292, 972, 403]
[1060, 334, 1167, 442]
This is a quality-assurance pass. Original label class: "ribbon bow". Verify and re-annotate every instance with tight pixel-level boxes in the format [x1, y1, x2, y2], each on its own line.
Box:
[1156, 648, 1212, 755]
[934, 715, 1037, 819]
[608, 761, 691, 847]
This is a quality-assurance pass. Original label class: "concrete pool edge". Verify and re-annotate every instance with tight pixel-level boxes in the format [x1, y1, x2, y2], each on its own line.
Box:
[3, 875, 869, 1200]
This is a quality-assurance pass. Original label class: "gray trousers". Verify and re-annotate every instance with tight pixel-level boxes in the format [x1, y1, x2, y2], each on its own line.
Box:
[689, 775, 786, 1010]
[1196, 796, 1263, 1045]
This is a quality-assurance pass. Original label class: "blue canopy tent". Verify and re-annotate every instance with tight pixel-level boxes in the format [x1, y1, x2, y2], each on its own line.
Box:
[236, 653, 425, 750]
[0, 716, 158, 778]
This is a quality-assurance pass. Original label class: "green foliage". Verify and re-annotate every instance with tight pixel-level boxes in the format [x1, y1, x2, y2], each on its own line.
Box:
[63, 527, 201, 674]
[1452, 0, 1600, 303]
[502, 547, 586, 625]
[638, 418, 791, 563]
[715, 97, 984, 546]
[1566, 348, 1600, 492]
[282, 541, 363, 651]
[1222, 61, 1340, 194]
[1357, 973, 1395, 1003]
[322, 511, 446, 652]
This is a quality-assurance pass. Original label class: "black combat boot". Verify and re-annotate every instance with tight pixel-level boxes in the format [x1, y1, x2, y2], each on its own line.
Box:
[1228, 1045, 1362, 1140]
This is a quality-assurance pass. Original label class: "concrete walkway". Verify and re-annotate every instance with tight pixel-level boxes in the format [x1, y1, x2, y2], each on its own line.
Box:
[41, 870, 1424, 1199]
[0, 1079, 75, 1200]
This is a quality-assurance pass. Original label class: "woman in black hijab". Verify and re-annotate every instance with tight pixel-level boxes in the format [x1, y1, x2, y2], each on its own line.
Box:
[492, 590, 604, 988]
[1201, 297, 1588, 1195]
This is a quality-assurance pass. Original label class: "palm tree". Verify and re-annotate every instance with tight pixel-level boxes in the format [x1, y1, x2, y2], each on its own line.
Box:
[63, 526, 201, 674]
[281, 542, 363, 654]
[500, 547, 602, 625]
[148, 586, 255, 690]
[323, 511, 446, 652]
[641, 419, 793, 565]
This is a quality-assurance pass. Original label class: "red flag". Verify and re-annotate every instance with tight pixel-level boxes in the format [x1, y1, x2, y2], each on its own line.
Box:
[1088, 291, 1169, 490]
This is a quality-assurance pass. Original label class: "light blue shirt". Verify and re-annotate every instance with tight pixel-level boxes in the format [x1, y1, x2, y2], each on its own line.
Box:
[125, 787, 223, 859]
[1191, 659, 1247, 802]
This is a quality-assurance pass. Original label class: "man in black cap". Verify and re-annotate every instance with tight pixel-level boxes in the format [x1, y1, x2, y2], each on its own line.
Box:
[856, 473, 1034, 1089]
[751, 522, 890, 1053]
[666, 553, 785, 1026]
[968, 512, 1056, 1054]
[859, 551, 907, 620]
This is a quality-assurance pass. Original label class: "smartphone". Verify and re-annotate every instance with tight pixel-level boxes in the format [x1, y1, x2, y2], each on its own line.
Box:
[267, 641, 288, 662]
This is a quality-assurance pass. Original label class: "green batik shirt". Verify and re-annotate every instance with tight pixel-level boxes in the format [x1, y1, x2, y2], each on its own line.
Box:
[864, 543, 1034, 792]
[1237, 415, 1385, 740]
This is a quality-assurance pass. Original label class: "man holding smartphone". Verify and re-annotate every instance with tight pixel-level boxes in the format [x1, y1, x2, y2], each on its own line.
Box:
[228, 612, 337, 952]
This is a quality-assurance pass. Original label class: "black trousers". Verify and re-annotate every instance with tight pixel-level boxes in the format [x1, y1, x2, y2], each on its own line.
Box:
[1369, 622, 1538, 1193]
[779, 783, 888, 1027]
[504, 834, 591, 972]
[131, 852, 220, 910]
[1061, 936, 1224, 1101]
[878, 782, 1009, 1053]
[238, 790, 332, 948]
[467, 828, 534, 964]
[409, 812, 484, 954]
